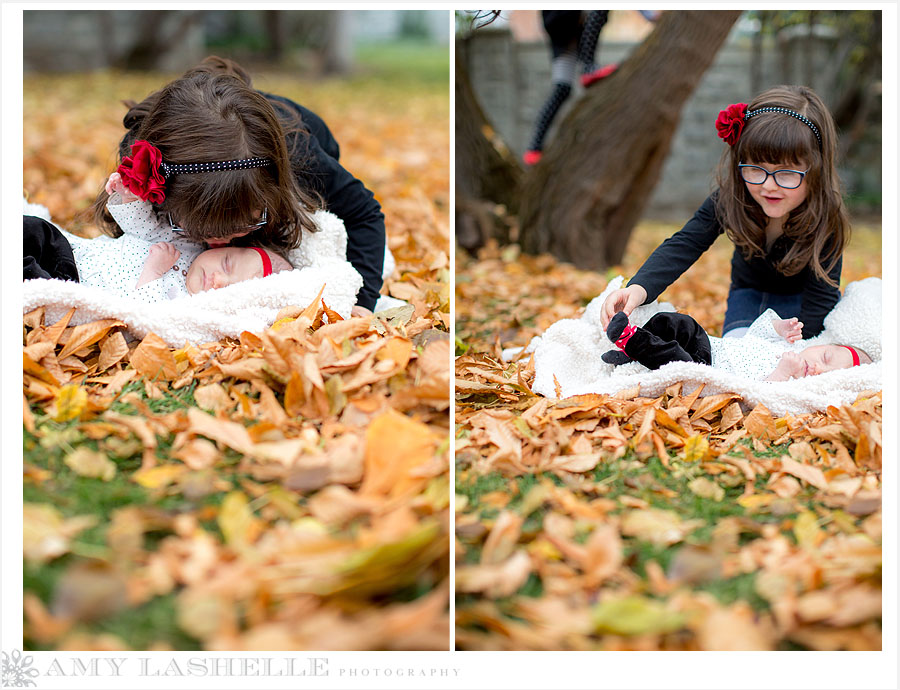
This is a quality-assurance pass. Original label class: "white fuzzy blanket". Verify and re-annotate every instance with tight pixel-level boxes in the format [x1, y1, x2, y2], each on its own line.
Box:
[23, 203, 363, 346]
[526, 276, 882, 416]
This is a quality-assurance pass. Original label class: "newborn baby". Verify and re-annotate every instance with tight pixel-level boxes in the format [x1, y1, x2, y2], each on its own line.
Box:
[54, 180, 291, 302]
[138, 241, 292, 294]
[603, 309, 871, 381]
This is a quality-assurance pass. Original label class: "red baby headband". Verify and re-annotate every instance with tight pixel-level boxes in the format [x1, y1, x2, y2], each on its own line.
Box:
[841, 345, 860, 367]
[250, 247, 272, 277]
[117, 140, 271, 203]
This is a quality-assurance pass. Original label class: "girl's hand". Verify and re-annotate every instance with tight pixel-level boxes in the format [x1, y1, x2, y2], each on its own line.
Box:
[106, 172, 139, 203]
[772, 317, 804, 343]
[351, 305, 373, 318]
[600, 284, 648, 329]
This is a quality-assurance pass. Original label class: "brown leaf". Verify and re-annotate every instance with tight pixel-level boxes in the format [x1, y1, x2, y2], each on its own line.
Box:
[780, 456, 828, 491]
[58, 319, 125, 360]
[187, 407, 255, 455]
[744, 403, 777, 441]
[130, 332, 178, 381]
[359, 409, 436, 499]
[63, 447, 116, 481]
[481, 511, 523, 565]
[690, 392, 740, 421]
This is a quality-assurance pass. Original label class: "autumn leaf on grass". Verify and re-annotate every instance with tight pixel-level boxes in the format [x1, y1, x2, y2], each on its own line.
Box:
[63, 447, 116, 481]
[327, 520, 446, 598]
[481, 511, 523, 565]
[360, 409, 438, 500]
[218, 491, 261, 549]
[744, 403, 777, 441]
[98, 330, 129, 371]
[793, 510, 824, 550]
[780, 456, 828, 492]
[697, 603, 775, 650]
[132, 463, 188, 490]
[187, 407, 255, 455]
[129, 332, 178, 381]
[592, 595, 685, 636]
[23, 504, 97, 565]
[52, 384, 87, 422]
[620, 508, 704, 546]
[57, 318, 125, 360]
[176, 589, 234, 642]
[456, 550, 533, 599]
[272, 520, 446, 598]
[688, 477, 724, 502]
[681, 434, 712, 463]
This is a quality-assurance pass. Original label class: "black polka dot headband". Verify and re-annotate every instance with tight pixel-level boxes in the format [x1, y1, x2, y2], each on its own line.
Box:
[745, 107, 821, 144]
[117, 139, 272, 203]
[159, 157, 272, 179]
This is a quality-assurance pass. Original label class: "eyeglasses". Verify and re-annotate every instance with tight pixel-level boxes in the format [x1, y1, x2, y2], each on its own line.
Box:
[167, 207, 268, 238]
[738, 164, 809, 190]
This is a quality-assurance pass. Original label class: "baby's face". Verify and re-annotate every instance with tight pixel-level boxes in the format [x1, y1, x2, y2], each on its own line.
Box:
[797, 344, 854, 377]
[185, 247, 266, 294]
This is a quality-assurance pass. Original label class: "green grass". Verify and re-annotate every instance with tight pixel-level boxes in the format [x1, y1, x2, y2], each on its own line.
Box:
[354, 39, 449, 86]
[22, 379, 242, 650]
[457, 444, 818, 612]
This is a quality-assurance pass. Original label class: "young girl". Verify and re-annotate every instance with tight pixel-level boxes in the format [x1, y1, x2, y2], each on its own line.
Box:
[90, 56, 384, 315]
[600, 85, 850, 340]
[602, 309, 871, 381]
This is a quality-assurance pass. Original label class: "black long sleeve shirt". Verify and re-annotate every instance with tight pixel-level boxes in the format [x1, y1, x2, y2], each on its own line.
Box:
[265, 93, 386, 311]
[628, 194, 842, 338]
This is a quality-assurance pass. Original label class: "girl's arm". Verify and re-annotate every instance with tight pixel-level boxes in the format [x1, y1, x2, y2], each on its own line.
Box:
[627, 194, 724, 303]
[798, 254, 842, 338]
[269, 94, 386, 312]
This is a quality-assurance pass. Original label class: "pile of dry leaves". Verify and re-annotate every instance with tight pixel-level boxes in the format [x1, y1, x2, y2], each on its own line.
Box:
[455, 225, 882, 651]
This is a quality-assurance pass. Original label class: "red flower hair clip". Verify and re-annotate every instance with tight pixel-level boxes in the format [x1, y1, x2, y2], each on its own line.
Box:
[117, 140, 167, 203]
[715, 103, 748, 146]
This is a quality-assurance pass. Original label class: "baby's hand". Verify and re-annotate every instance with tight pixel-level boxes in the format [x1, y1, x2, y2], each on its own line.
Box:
[105, 172, 139, 203]
[766, 351, 807, 381]
[772, 317, 803, 343]
[136, 242, 180, 288]
[148, 242, 181, 267]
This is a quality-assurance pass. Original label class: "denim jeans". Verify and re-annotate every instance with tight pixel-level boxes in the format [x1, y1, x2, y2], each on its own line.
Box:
[723, 287, 803, 335]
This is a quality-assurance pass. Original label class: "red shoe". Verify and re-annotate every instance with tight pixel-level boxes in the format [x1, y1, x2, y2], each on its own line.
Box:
[523, 150, 542, 165]
[581, 63, 618, 87]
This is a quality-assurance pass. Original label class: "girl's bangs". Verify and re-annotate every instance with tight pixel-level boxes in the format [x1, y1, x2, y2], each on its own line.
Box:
[738, 117, 816, 167]
[170, 172, 269, 241]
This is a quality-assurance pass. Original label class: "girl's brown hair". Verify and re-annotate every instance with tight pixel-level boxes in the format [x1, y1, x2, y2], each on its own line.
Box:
[91, 56, 321, 250]
[715, 85, 850, 287]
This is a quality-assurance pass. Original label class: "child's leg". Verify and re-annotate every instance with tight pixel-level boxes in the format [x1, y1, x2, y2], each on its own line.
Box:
[23, 215, 79, 281]
[576, 10, 610, 73]
[525, 54, 576, 157]
[607, 312, 712, 369]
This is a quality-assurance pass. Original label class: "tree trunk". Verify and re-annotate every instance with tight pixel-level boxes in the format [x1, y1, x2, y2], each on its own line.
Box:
[518, 10, 741, 270]
[115, 11, 205, 71]
[455, 39, 523, 251]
